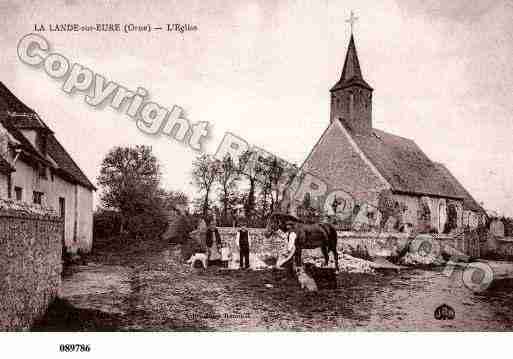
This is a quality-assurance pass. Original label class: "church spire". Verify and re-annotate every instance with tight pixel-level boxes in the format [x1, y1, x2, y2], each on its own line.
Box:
[329, 30, 373, 135]
[331, 34, 372, 92]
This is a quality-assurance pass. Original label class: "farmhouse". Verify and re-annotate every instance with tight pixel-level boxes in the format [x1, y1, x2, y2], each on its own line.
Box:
[296, 34, 486, 233]
[0, 81, 95, 253]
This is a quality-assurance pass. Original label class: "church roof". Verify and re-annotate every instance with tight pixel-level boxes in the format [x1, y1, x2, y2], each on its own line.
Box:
[324, 33, 480, 208]
[331, 35, 373, 92]
[342, 123, 463, 199]
[0, 81, 96, 190]
[433, 162, 485, 213]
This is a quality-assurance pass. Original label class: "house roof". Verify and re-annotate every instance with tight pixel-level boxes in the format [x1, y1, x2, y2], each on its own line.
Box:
[46, 135, 96, 190]
[0, 115, 52, 166]
[0, 81, 96, 190]
[342, 122, 464, 199]
[9, 115, 52, 131]
[433, 162, 485, 213]
[0, 82, 34, 113]
[331, 35, 373, 92]
[0, 156, 14, 174]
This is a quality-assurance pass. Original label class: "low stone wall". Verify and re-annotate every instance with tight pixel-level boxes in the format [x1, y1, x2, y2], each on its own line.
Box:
[217, 227, 287, 259]
[217, 227, 412, 259]
[217, 227, 474, 261]
[0, 203, 63, 331]
[481, 235, 513, 260]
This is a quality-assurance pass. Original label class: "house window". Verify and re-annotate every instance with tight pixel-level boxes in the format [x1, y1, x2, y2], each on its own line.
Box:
[59, 197, 65, 218]
[14, 186, 22, 201]
[33, 191, 44, 205]
[38, 164, 47, 179]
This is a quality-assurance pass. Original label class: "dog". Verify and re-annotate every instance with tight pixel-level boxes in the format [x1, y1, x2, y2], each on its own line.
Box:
[304, 262, 337, 290]
[186, 253, 208, 269]
[296, 265, 318, 292]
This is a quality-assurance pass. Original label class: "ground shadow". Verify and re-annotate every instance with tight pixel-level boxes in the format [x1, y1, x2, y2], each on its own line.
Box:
[32, 297, 124, 331]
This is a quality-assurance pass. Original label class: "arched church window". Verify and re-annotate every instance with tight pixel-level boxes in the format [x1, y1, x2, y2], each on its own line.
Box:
[419, 197, 432, 228]
[349, 93, 354, 119]
[444, 203, 458, 234]
[438, 201, 447, 234]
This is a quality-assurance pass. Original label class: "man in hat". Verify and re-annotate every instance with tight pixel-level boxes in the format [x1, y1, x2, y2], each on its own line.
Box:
[235, 222, 251, 269]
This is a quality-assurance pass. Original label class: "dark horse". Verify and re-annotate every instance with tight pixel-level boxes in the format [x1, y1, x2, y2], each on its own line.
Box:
[264, 212, 339, 271]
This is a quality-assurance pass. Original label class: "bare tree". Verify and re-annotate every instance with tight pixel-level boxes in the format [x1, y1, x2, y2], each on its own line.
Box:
[157, 189, 189, 214]
[238, 150, 265, 220]
[191, 154, 219, 218]
[258, 155, 298, 217]
[215, 154, 240, 224]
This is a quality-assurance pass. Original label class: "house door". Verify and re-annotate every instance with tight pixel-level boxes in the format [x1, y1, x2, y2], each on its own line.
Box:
[59, 197, 66, 255]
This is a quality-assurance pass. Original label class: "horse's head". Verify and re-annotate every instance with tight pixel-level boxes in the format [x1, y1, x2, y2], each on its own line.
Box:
[264, 212, 301, 238]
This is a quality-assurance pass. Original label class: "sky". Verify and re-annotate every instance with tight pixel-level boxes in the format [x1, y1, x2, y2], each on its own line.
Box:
[0, 0, 512, 216]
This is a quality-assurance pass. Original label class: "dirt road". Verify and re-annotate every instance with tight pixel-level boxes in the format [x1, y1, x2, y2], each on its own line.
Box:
[33, 240, 513, 331]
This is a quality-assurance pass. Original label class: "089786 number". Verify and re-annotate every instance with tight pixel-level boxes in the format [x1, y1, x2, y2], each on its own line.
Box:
[59, 344, 91, 352]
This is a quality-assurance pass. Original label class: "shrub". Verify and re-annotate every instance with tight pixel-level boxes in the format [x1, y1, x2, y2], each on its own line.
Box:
[163, 214, 198, 244]
[125, 209, 168, 241]
[93, 209, 122, 239]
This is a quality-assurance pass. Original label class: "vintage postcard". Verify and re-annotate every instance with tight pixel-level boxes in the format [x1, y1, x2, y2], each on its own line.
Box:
[1, 0, 512, 350]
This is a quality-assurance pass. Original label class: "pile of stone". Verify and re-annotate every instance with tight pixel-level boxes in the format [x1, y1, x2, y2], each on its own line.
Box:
[302, 251, 376, 274]
[399, 252, 445, 266]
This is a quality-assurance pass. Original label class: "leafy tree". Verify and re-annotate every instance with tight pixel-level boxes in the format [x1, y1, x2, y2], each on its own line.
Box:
[97, 145, 162, 235]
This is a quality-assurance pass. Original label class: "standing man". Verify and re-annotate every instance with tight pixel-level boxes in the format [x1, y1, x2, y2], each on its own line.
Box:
[236, 223, 251, 269]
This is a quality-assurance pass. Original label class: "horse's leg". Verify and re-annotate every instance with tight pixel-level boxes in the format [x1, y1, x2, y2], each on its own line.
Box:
[287, 260, 295, 277]
[295, 247, 302, 268]
[327, 224, 340, 272]
[333, 248, 339, 272]
[321, 245, 329, 267]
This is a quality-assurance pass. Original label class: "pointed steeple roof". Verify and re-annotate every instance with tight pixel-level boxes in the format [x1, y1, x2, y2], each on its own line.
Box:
[331, 34, 372, 92]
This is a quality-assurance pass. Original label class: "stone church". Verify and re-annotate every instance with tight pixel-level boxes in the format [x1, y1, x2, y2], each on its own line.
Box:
[295, 34, 486, 233]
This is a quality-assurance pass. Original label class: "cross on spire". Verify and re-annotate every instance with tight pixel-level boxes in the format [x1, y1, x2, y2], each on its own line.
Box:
[346, 10, 358, 34]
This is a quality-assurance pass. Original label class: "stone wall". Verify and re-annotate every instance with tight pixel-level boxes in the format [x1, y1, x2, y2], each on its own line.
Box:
[481, 235, 513, 260]
[0, 201, 63, 331]
[217, 227, 411, 260]
[217, 227, 476, 260]
[217, 227, 287, 258]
